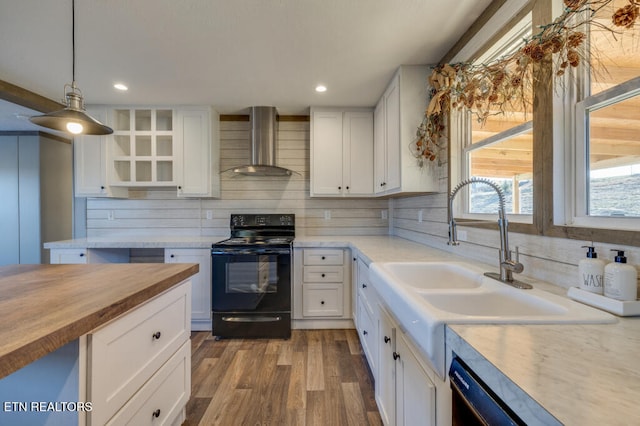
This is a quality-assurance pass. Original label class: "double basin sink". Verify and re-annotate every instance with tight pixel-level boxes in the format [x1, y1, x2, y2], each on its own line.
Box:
[368, 261, 617, 378]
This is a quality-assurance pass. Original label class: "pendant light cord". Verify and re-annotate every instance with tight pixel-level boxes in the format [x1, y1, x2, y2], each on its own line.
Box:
[72, 0, 75, 83]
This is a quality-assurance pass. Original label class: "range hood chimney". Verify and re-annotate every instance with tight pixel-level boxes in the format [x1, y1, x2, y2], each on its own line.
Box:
[229, 106, 294, 176]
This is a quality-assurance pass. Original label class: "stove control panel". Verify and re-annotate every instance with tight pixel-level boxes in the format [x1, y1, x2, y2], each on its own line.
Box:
[230, 214, 295, 229]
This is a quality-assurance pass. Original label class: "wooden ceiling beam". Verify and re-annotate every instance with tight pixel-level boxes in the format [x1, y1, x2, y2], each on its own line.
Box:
[0, 80, 63, 113]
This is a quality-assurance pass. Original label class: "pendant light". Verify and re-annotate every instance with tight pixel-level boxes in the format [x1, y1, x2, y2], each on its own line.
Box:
[30, 0, 112, 135]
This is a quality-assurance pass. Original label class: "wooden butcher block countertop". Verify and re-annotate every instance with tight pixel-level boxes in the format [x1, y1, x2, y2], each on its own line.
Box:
[0, 263, 199, 378]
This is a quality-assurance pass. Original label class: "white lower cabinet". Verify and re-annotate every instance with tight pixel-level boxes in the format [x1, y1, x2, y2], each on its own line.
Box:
[165, 248, 212, 330]
[377, 305, 436, 426]
[354, 254, 439, 426]
[293, 248, 352, 328]
[87, 280, 191, 425]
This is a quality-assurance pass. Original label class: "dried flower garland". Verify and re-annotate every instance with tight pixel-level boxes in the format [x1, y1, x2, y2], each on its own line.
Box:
[413, 0, 639, 166]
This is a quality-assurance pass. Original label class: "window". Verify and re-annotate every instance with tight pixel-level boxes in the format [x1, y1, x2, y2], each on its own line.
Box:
[453, 13, 534, 221]
[571, 0, 640, 230]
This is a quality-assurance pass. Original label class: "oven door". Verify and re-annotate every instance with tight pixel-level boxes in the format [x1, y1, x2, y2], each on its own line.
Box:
[211, 247, 291, 312]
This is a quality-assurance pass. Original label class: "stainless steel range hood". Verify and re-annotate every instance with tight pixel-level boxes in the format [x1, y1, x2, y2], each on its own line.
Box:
[228, 106, 294, 176]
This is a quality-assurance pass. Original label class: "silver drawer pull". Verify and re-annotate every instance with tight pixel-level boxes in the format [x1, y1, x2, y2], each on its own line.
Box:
[152, 331, 162, 340]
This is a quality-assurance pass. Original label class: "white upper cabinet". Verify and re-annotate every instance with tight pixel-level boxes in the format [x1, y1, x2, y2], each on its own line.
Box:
[176, 107, 220, 198]
[374, 65, 439, 196]
[74, 106, 219, 198]
[310, 108, 374, 197]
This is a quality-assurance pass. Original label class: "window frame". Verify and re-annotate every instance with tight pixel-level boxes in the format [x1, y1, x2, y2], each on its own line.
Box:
[449, 6, 535, 225]
[445, 0, 640, 246]
[571, 77, 640, 230]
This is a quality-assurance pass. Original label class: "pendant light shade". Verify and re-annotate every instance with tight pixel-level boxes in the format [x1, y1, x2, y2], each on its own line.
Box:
[29, 0, 112, 135]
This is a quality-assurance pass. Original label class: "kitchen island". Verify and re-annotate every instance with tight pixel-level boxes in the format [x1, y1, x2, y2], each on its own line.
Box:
[0, 263, 198, 425]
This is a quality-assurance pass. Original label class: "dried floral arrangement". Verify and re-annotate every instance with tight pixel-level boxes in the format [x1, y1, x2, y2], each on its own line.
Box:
[412, 0, 639, 166]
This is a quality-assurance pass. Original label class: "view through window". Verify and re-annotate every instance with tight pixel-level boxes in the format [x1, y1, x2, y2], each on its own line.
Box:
[464, 16, 533, 215]
[584, 0, 640, 218]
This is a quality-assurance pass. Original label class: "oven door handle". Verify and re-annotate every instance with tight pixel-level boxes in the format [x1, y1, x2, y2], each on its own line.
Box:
[211, 248, 290, 255]
[221, 315, 282, 323]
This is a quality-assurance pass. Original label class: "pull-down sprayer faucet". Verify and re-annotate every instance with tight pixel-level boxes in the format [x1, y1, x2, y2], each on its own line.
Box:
[448, 177, 531, 289]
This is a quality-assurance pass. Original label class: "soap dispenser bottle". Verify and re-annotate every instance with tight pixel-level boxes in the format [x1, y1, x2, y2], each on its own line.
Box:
[604, 250, 638, 301]
[578, 246, 605, 294]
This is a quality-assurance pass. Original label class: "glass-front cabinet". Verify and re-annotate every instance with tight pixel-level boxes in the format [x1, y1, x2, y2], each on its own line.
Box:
[110, 108, 176, 186]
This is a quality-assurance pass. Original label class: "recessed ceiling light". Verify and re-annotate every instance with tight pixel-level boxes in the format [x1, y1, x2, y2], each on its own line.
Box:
[315, 85, 327, 93]
[114, 83, 128, 91]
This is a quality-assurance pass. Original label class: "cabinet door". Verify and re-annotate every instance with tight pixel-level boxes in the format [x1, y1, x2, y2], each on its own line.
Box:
[75, 131, 106, 196]
[177, 108, 211, 197]
[373, 100, 387, 194]
[165, 249, 211, 329]
[343, 111, 374, 195]
[376, 307, 396, 426]
[396, 333, 436, 426]
[384, 76, 401, 192]
[75, 107, 126, 197]
[356, 297, 377, 376]
[311, 110, 344, 196]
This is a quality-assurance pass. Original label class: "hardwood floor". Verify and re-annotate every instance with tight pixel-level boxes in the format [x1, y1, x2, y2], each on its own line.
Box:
[184, 329, 383, 426]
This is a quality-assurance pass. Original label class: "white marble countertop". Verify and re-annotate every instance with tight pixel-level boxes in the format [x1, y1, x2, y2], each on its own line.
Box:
[447, 320, 640, 425]
[44, 234, 640, 423]
[44, 236, 227, 249]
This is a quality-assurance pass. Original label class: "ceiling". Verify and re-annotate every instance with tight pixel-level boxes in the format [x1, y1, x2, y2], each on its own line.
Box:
[0, 0, 492, 131]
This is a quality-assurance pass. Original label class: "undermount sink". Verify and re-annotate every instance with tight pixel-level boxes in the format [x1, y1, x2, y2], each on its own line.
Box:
[368, 261, 617, 379]
[378, 261, 482, 289]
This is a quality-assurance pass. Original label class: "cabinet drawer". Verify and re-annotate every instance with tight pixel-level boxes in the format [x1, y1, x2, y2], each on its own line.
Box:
[106, 340, 190, 426]
[302, 283, 343, 317]
[303, 249, 343, 265]
[49, 248, 88, 264]
[88, 281, 191, 425]
[303, 265, 344, 283]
